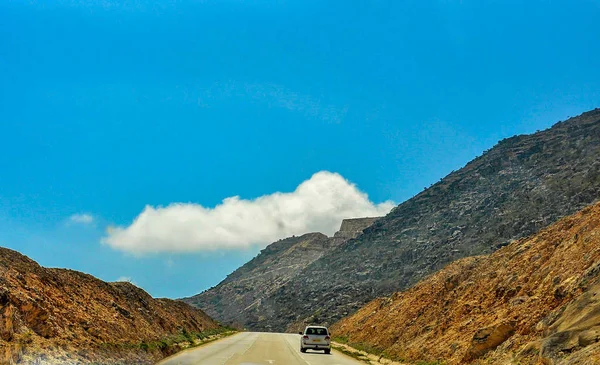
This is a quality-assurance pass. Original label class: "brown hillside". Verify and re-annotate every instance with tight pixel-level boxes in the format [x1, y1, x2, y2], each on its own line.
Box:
[0, 247, 221, 364]
[332, 201, 600, 364]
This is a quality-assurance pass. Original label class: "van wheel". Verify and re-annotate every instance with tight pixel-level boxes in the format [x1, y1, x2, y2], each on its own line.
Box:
[324, 349, 331, 354]
[300, 348, 306, 353]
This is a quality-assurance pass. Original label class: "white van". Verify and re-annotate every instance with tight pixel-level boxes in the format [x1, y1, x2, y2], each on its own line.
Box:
[299, 326, 331, 354]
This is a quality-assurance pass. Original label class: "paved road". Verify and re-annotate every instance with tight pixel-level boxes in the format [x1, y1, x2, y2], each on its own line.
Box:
[158, 332, 363, 365]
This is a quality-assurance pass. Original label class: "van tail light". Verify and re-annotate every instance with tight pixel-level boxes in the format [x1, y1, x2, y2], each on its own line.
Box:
[325, 336, 331, 340]
[303, 335, 309, 339]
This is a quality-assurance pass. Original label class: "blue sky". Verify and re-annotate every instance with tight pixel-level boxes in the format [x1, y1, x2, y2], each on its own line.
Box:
[1, 0, 599, 298]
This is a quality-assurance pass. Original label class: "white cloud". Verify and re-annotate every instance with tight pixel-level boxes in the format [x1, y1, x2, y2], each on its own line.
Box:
[69, 213, 94, 225]
[102, 171, 395, 254]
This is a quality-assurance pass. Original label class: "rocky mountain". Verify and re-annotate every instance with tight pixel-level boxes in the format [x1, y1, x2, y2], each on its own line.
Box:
[0, 247, 223, 365]
[183, 218, 379, 330]
[227, 108, 600, 332]
[332, 201, 600, 364]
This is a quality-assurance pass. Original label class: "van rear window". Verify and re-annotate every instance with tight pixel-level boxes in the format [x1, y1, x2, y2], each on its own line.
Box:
[306, 328, 328, 335]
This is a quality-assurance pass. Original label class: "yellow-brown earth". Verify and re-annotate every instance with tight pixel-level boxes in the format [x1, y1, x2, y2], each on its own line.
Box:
[332, 201, 600, 364]
[0, 248, 221, 364]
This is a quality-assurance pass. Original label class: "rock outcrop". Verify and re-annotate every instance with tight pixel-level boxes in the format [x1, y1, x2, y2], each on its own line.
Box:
[244, 109, 600, 331]
[0, 247, 222, 364]
[332, 218, 380, 243]
[183, 218, 379, 330]
[332, 201, 600, 364]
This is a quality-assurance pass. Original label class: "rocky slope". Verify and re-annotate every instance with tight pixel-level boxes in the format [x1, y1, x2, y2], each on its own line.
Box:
[259, 109, 600, 332]
[332, 201, 600, 364]
[183, 218, 379, 330]
[0, 247, 222, 364]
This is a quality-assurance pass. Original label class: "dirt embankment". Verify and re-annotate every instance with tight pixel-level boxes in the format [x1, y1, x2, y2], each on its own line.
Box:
[332, 201, 600, 364]
[0, 248, 223, 364]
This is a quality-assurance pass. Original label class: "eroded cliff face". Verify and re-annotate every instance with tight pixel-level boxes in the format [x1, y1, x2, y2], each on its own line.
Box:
[183, 218, 379, 330]
[332, 201, 600, 364]
[0, 248, 220, 364]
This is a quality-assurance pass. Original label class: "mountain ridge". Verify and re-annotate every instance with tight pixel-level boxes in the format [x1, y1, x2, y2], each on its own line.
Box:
[194, 108, 600, 332]
[272, 108, 600, 332]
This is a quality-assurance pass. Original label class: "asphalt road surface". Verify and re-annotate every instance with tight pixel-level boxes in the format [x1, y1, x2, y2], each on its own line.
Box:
[158, 332, 364, 365]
